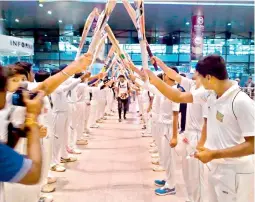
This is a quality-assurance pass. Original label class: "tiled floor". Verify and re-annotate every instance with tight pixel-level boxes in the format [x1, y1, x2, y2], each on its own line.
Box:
[50, 103, 199, 202]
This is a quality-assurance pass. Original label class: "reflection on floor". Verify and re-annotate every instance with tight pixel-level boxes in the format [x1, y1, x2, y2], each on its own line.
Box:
[51, 103, 210, 202]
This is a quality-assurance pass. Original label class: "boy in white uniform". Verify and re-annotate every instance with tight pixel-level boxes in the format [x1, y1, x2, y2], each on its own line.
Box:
[151, 56, 207, 202]
[145, 55, 254, 202]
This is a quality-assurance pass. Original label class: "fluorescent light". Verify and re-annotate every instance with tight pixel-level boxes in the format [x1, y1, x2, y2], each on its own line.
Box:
[227, 23, 232, 26]
[186, 22, 190, 25]
[47, 10, 52, 15]
[15, 19, 19, 23]
[58, 20, 63, 23]
[44, 34, 47, 36]
[39, 3, 43, 7]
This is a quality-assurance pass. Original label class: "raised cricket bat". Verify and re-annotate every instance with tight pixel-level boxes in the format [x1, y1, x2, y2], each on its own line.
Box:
[101, 45, 116, 72]
[88, 33, 108, 71]
[87, 0, 116, 54]
[122, 0, 158, 71]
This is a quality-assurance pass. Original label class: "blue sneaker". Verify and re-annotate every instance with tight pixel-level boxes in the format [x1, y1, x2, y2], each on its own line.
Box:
[155, 187, 176, 196]
[154, 180, 166, 187]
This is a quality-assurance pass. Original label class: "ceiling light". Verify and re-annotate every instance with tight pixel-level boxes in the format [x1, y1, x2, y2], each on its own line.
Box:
[58, 20, 63, 23]
[15, 19, 19, 23]
[39, 3, 43, 7]
[47, 10, 52, 15]
[0, 18, 6, 21]
[44, 34, 47, 37]
[186, 22, 190, 25]
[227, 22, 232, 26]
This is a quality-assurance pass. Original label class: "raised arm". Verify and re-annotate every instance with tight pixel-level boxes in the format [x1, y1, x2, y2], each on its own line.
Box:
[151, 56, 182, 84]
[145, 69, 193, 103]
[33, 53, 92, 95]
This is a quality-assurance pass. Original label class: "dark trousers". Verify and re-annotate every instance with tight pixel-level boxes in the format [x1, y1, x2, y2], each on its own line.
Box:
[118, 97, 129, 119]
[180, 103, 187, 131]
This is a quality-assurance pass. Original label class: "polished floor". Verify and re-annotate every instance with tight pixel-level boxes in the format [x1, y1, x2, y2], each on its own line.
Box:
[51, 103, 204, 202]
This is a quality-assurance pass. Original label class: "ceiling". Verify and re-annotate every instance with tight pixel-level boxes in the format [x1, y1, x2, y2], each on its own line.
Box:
[0, 1, 254, 34]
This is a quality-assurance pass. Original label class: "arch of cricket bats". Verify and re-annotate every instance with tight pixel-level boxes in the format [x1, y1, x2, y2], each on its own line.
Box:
[75, 0, 158, 82]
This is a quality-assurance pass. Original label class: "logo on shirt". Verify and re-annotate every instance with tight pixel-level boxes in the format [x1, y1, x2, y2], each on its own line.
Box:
[216, 111, 224, 122]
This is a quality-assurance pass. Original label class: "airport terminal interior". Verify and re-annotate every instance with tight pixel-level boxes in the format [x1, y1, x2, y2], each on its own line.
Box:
[0, 1, 254, 202]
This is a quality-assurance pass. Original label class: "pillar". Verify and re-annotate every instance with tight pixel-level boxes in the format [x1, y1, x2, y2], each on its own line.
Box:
[190, 7, 204, 72]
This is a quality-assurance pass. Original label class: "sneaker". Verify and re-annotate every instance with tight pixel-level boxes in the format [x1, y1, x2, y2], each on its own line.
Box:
[50, 165, 66, 172]
[41, 184, 56, 193]
[97, 119, 103, 123]
[124, 116, 127, 120]
[153, 165, 165, 172]
[47, 177, 57, 184]
[155, 186, 176, 196]
[119, 119, 122, 122]
[38, 196, 53, 202]
[84, 128, 91, 134]
[61, 157, 77, 163]
[151, 153, 160, 158]
[149, 148, 158, 153]
[142, 132, 152, 137]
[76, 139, 88, 145]
[102, 117, 107, 120]
[142, 125, 146, 130]
[67, 147, 82, 154]
[151, 158, 160, 165]
[154, 179, 166, 187]
[82, 133, 89, 137]
[150, 142, 157, 147]
[90, 124, 99, 128]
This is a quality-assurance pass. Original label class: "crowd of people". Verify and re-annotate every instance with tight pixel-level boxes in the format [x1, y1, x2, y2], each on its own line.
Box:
[0, 51, 254, 202]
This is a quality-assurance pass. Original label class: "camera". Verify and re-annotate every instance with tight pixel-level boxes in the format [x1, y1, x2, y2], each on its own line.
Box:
[12, 82, 37, 106]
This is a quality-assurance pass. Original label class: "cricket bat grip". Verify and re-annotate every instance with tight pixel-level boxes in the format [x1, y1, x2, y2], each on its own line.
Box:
[146, 43, 158, 71]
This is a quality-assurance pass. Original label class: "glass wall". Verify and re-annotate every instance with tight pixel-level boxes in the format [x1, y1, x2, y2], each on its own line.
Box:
[6, 29, 254, 85]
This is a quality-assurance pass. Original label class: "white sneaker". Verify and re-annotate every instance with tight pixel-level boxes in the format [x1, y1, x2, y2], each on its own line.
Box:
[151, 158, 160, 165]
[151, 153, 160, 158]
[90, 124, 99, 128]
[149, 148, 158, 153]
[39, 195, 53, 202]
[150, 142, 157, 147]
[142, 132, 152, 137]
[76, 139, 88, 145]
[153, 165, 165, 172]
[82, 133, 89, 137]
[84, 128, 91, 134]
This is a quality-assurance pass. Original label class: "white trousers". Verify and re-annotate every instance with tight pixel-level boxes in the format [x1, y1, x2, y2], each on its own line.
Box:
[68, 103, 79, 149]
[137, 95, 143, 115]
[182, 130, 205, 202]
[153, 122, 165, 167]
[162, 124, 176, 189]
[52, 111, 69, 165]
[98, 100, 106, 119]
[75, 102, 87, 141]
[83, 104, 91, 133]
[89, 100, 99, 126]
[105, 93, 114, 114]
[208, 160, 254, 202]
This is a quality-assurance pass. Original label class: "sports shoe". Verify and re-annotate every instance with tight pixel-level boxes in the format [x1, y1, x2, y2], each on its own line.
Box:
[124, 116, 127, 120]
[41, 183, 56, 193]
[142, 125, 146, 130]
[102, 117, 107, 120]
[84, 128, 91, 134]
[76, 139, 88, 145]
[142, 132, 152, 137]
[38, 195, 53, 202]
[82, 133, 89, 137]
[153, 165, 165, 172]
[149, 148, 158, 153]
[50, 165, 66, 172]
[155, 186, 176, 196]
[154, 179, 166, 187]
[47, 177, 57, 184]
[150, 142, 157, 147]
[96, 119, 103, 123]
[151, 158, 160, 165]
[90, 124, 99, 128]
[67, 147, 82, 154]
[61, 157, 77, 163]
[151, 153, 160, 158]
[119, 119, 122, 122]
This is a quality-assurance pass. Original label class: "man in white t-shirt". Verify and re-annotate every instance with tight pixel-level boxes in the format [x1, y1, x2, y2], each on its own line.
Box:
[116, 75, 130, 122]
[146, 55, 254, 202]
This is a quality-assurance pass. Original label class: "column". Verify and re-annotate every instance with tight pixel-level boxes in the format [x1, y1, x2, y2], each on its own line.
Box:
[190, 7, 204, 72]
